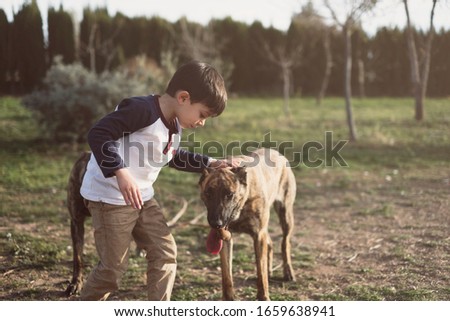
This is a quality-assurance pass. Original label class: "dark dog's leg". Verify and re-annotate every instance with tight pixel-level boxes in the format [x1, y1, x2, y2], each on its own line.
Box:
[65, 214, 87, 296]
[65, 189, 90, 296]
[65, 152, 91, 296]
[274, 200, 295, 282]
[220, 238, 235, 300]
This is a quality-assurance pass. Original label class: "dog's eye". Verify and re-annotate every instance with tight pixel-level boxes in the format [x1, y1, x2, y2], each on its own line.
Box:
[226, 192, 233, 199]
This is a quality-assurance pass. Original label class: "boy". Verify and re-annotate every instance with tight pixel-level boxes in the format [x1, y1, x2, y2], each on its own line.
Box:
[79, 61, 237, 300]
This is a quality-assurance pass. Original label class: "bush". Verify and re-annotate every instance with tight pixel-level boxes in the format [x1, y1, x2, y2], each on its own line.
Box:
[22, 57, 152, 143]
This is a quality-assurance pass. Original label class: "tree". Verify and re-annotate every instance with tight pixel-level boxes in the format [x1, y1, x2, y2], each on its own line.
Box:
[0, 9, 9, 94]
[428, 29, 450, 97]
[291, 1, 333, 105]
[367, 27, 410, 96]
[259, 28, 302, 118]
[79, 8, 122, 73]
[247, 22, 276, 94]
[48, 5, 75, 64]
[353, 28, 369, 98]
[209, 18, 252, 93]
[317, 28, 334, 104]
[11, 0, 46, 93]
[176, 18, 234, 88]
[143, 17, 175, 64]
[403, 0, 438, 121]
[324, 0, 377, 142]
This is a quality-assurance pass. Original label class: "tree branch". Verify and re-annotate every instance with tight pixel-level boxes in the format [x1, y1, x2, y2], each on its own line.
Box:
[167, 197, 190, 227]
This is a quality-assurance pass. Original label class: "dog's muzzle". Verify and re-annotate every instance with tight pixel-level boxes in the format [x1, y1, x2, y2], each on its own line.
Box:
[207, 214, 225, 229]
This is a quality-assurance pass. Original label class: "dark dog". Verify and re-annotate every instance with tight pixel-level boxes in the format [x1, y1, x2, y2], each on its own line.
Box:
[199, 148, 296, 301]
[65, 151, 91, 296]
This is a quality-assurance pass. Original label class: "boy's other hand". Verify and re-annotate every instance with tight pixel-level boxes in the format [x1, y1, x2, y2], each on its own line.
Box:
[115, 168, 143, 210]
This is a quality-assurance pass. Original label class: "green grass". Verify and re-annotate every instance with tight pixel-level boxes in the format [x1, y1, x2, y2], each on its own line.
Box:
[1, 95, 449, 301]
[3, 231, 65, 266]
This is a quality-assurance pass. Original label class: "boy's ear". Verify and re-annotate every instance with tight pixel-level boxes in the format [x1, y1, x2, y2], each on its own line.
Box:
[177, 90, 190, 104]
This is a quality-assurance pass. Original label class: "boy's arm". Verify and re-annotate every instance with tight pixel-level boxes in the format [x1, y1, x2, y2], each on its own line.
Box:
[168, 149, 210, 173]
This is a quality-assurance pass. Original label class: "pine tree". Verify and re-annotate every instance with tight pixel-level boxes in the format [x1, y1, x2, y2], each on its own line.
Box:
[0, 9, 9, 93]
[12, 0, 46, 93]
[48, 5, 75, 64]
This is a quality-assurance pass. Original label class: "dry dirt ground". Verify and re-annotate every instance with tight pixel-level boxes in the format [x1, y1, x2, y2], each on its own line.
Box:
[1, 167, 449, 301]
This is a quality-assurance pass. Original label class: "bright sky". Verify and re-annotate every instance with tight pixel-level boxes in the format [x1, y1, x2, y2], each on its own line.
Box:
[2, 0, 450, 35]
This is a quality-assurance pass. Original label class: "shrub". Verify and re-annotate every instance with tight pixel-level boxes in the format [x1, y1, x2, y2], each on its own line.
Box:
[22, 57, 152, 143]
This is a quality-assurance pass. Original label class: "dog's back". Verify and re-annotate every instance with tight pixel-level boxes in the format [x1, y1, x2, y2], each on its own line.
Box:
[241, 148, 296, 206]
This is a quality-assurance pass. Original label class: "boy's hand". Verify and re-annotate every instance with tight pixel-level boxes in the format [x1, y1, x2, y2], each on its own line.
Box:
[209, 158, 241, 169]
[115, 168, 143, 210]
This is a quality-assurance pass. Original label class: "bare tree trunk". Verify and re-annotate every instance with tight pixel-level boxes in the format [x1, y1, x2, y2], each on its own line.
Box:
[403, 0, 436, 121]
[358, 57, 365, 98]
[344, 24, 357, 142]
[71, 12, 80, 62]
[104, 47, 117, 71]
[420, 0, 437, 118]
[88, 24, 97, 72]
[258, 38, 301, 119]
[317, 28, 332, 106]
[403, 0, 422, 120]
[324, 0, 377, 141]
[282, 64, 292, 117]
[414, 86, 424, 121]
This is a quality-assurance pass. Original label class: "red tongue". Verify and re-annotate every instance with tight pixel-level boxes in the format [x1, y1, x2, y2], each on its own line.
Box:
[206, 229, 223, 255]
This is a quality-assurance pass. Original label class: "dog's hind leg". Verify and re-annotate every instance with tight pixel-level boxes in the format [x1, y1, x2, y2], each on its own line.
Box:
[65, 151, 91, 296]
[267, 235, 273, 278]
[274, 199, 296, 282]
[65, 213, 87, 296]
[65, 189, 90, 296]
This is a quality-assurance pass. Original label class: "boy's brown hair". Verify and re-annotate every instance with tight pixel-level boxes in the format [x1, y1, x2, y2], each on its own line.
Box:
[165, 61, 227, 117]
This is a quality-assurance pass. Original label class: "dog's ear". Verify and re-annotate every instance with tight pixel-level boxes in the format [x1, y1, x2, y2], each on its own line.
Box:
[199, 167, 214, 186]
[231, 166, 247, 185]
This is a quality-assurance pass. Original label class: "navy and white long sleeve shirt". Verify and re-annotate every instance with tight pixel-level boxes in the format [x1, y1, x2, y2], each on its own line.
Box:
[80, 95, 210, 205]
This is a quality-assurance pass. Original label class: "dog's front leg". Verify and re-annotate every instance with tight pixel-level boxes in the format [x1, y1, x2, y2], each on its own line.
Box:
[254, 230, 270, 301]
[220, 237, 234, 300]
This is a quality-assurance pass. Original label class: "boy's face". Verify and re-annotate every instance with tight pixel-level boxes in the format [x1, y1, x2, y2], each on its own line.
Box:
[177, 101, 211, 129]
[175, 91, 213, 129]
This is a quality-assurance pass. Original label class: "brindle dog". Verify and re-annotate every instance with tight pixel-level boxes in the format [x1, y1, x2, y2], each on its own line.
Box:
[65, 151, 91, 296]
[199, 148, 296, 301]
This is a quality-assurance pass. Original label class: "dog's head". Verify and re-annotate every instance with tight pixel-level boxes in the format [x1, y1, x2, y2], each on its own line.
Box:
[199, 167, 248, 229]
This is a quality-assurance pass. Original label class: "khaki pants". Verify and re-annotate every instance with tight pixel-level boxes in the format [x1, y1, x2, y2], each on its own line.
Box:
[80, 199, 177, 301]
